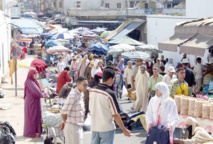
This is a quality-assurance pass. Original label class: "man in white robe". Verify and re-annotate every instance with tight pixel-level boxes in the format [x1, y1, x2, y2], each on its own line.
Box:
[134, 66, 150, 112]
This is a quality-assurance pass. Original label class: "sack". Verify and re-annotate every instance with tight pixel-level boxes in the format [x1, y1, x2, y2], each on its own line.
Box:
[180, 97, 189, 115]
[130, 90, 136, 101]
[188, 98, 195, 116]
[202, 104, 211, 119]
[174, 96, 181, 114]
[43, 111, 62, 127]
[0, 122, 16, 144]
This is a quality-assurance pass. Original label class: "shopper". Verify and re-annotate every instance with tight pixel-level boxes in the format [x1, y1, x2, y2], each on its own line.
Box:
[89, 68, 132, 144]
[60, 76, 88, 144]
[146, 82, 179, 144]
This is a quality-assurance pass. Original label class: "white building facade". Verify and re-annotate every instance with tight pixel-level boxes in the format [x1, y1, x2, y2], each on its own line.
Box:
[0, 0, 13, 86]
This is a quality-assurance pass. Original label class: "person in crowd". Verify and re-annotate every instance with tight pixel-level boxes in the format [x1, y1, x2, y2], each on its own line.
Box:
[84, 61, 94, 80]
[131, 59, 143, 90]
[162, 66, 177, 88]
[57, 57, 65, 73]
[118, 58, 125, 73]
[78, 55, 90, 77]
[170, 68, 188, 98]
[56, 67, 72, 93]
[134, 65, 150, 112]
[124, 61, 133, 89]
[182, 59, 196, 96]
[154, 58, 164, 69]
[161, 55, 167, 65]
[193, 57, 203, 93]
[165, 58, 174, 73]
[207, 49, 213, 64]
[91, 59, 102, 79]
[146, 82, 179, 144]
[159, 65, 166, 76]
[146, 58, 154, 75]
[147, 67, 163, 98]
[174, 117, 213, 144]
[60, 76, 88, 144]
[84, 72, 103, 118]
[89, 68, 131, 144]
[58, 82, 73, 98]
[107, 60, 113, 67]
[24, 69, 47, 138]
[22, 43, 28, 57]
[98, 60, 104, 71]
[70, 57, 79, 81]
[114, 68, 124, 99]
[181, 54, 191, 68]
[64, 52, 72, 67]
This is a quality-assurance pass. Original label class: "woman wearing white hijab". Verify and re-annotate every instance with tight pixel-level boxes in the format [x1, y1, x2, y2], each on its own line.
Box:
[146, 82, 179, 144]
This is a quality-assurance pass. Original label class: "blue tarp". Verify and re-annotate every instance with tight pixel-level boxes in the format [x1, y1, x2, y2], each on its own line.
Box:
[87, 42, 109, 55]
[45, 40, 63, 49]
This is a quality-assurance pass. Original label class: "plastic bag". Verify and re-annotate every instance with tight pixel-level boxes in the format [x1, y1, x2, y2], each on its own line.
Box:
[83, 113, 91, 130]
[122, 86, 128, 97]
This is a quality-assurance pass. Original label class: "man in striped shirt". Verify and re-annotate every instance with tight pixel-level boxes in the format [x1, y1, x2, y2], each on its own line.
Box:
[89, 67, 132, 144]
[60, 76, 88, 144]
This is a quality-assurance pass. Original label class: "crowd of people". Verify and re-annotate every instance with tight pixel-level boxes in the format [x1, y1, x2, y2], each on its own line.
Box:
[22, 48, 213, 144]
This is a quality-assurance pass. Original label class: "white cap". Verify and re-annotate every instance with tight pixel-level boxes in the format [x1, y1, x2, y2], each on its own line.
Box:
[181, 58, 189, 64]
[168, 66, 175, 73]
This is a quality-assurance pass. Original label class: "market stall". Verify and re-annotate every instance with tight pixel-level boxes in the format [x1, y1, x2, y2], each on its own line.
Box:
[174, 95, 213, 133]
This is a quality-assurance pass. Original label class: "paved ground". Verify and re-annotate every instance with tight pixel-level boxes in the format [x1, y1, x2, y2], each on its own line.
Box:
[0, 66, 147, 144]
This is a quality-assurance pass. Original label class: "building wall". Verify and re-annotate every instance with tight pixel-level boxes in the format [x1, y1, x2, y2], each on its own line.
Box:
[186, 0, 213, 18]
[146, 15, 205, 66]
[0, 11, 11, 85]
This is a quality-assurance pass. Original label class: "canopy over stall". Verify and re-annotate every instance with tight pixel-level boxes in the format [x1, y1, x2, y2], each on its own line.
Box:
[158, 18, 213, 56]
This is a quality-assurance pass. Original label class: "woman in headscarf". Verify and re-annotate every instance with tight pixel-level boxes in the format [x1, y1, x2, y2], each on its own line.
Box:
[91, 59, 102, 78]
[165, 58, 174, 73]
[23, 69, 46, 138]
[174, 117, 213, 144]
[84, 61, 94, 80]
[146, 82, 179, 144]
[134, 65, 150, 112]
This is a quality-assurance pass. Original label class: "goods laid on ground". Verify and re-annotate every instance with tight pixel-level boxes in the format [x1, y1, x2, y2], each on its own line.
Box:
[174, 95, 213, 132]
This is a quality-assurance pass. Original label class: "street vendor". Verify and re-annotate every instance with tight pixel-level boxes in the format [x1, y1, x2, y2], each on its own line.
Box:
[170, 68, 188, 98]
[174, 117, 213, 144]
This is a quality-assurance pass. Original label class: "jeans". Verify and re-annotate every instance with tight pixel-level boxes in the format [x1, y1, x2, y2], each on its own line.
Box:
[91, 130, 115, 144]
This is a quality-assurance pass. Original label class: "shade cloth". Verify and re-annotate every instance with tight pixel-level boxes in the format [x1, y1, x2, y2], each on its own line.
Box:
[87, 42, 109, 55]
[121, 51, 149, 60]
[108, 36, 143, 46]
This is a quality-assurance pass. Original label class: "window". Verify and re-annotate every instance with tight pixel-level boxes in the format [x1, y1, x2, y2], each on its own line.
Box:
[76, 1, 81, 8]
[105, 3, 110, 8]
[145, 3, 148, 9]
[130, 1, 135, 8]
[117, 3, 121, 8]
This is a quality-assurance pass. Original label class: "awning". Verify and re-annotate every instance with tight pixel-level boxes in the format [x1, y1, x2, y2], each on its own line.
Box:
[158, 18, 208, 52]
[105, 19, 145, 41]
[111, 21, 144, 40]
[179, 21, 213, 56]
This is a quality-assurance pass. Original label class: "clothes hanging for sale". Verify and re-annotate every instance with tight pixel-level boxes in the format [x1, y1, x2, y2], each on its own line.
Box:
[145, 126, 170, 144]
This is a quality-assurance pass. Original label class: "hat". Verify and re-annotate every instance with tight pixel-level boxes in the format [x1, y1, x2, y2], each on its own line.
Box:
[181, 58, 189, 64]
[95, 71, 103, 78]
[168, 66, 175, 73]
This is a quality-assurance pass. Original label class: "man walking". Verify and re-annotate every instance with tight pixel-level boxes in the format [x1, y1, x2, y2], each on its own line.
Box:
[89, 68, 132, 144]
[60, 76, 88, 144]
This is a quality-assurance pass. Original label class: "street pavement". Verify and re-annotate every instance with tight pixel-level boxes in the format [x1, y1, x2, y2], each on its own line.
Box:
[0, 66, 147, 144]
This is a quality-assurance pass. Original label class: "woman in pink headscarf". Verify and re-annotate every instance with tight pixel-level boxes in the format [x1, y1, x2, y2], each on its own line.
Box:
[23, 69, 46, 138]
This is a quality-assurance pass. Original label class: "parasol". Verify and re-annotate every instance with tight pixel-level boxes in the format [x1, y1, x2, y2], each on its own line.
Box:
[136, 44, 162, 53]
[121, 51, 150, 60]
[51, 33, 74, 40]
[46, 46, 71, 53]
[18, 58, 48, 73]
[45, 40, 63, 49]
[87, 42, 109, 55]
[108, 44, 135, 55]
[100, 31, 111, 38]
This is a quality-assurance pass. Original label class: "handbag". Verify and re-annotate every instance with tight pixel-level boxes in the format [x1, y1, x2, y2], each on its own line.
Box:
[145, 126, 170, 144]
